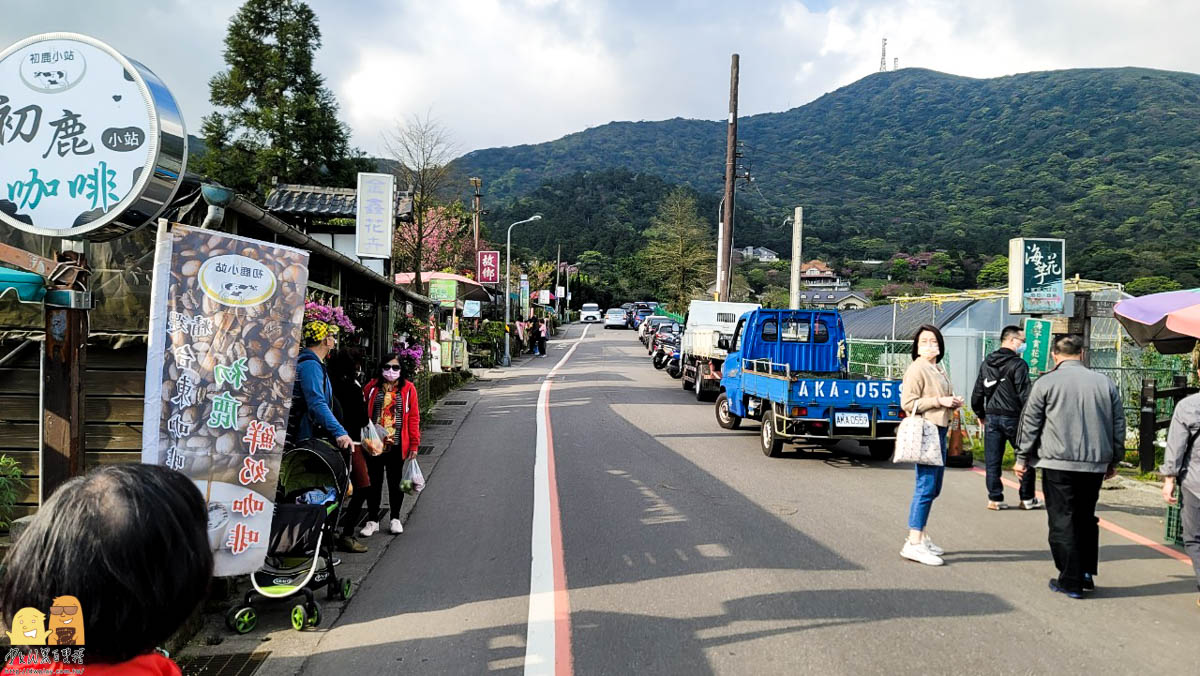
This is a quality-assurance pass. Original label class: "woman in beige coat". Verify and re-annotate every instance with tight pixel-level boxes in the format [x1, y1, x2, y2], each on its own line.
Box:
[899, 324, 963, 566]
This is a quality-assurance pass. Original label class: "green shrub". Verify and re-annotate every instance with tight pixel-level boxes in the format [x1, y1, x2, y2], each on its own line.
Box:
[0, 455, 26, 531]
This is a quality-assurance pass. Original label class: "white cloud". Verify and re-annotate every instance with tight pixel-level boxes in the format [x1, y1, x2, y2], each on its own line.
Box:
[4, 0, 1200, 158]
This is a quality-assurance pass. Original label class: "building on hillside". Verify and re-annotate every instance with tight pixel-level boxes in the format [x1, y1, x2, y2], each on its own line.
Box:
[737, 246, 779, 262]
[798, 290, 871, 310]
[798, 259, 851, 291]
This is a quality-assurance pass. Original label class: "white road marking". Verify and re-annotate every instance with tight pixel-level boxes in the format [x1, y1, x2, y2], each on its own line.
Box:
[524, 324, 589, 675]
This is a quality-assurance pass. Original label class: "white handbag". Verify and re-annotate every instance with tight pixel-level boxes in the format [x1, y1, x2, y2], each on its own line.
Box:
[892, 404, 944, 466]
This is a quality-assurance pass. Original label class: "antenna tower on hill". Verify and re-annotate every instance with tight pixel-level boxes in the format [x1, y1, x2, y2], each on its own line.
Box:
[879, 38, 887, 72]
[894, 57, 898, 70]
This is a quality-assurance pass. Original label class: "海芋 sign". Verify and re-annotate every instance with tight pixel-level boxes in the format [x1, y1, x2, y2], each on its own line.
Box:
[1008, 238, 1065, 314]
[477, 250, 500, 284]
[141, 222, 310, 576]
[0, 33, 186, 240]
[355, 172, 393, 259]
[1023, 317, 1053, 374]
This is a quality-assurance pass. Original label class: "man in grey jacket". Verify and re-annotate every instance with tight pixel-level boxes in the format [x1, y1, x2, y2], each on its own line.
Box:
[1015, 334, 1124, 599]
[1162, 363, 1200, 605]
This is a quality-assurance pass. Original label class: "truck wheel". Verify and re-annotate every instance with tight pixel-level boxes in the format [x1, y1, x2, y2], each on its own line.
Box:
[715, 393, 741, 430]
[866, 441, 894, 461]
[760, 409, 784, 457]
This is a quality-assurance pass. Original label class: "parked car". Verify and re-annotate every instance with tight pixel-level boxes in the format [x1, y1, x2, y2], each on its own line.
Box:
[631, 308, 655, 330]
[604, 308, 628, 329]
[639, 316, 670, 345]
[648, 322, 680, 355]
[580, 303, 602, 323]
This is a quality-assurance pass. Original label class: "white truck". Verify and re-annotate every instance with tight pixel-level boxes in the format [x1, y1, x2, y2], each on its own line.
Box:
[679, 300, 761, 401]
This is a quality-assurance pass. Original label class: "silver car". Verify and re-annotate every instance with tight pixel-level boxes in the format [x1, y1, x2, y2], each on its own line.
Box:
[603, 308, 627, 329]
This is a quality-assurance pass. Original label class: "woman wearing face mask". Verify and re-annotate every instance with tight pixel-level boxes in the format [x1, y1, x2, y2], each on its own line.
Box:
[899, 324, 963, 566]
[356, 353, 422, 537]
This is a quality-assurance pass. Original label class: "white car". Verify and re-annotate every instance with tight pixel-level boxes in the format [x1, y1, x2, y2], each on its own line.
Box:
[580, 303, 602, 323]
[603, 308, 627, 329]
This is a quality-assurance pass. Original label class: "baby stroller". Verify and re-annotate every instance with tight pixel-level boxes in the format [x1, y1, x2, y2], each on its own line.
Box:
[225, 438, 355, 634]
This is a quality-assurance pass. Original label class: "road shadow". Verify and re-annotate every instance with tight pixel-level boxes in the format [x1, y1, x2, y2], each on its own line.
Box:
[299, 588, 1012, 676]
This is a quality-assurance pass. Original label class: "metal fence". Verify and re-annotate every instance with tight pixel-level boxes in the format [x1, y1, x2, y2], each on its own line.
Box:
[847, 337, 1193, 444]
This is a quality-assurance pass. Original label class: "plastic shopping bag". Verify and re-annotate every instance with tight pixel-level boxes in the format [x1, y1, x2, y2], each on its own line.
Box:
[402, 458, 425, 494]
[361, 422, 385, 455]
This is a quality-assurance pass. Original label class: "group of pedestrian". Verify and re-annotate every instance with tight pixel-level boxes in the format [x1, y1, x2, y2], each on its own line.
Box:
[897, 324, 1200, 607]
[290, 317, 423, 555]
[524, 314, 549, 357]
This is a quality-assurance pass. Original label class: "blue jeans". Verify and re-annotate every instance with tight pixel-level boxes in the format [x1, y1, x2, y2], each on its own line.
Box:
[984, 415, 1036, 502]
[907, 425, 948, 530]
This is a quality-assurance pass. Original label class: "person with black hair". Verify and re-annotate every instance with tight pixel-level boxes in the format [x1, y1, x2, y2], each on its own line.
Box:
[971, 324, 1041, 510]
[354, 353, 422, 538]
[0, 464, 211, 675]
[899, 324, 963, 566]
[1016, 334, 1125, 599]
[328, 348, 371, 554]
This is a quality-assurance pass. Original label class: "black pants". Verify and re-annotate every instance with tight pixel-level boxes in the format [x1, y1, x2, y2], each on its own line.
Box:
[342, 450, 405, 534]
[538, 335, 547, 354]
[984, 415, 1036, 502]
[1042, 468, 1104, 592]
[1182, 489, 1200, 592]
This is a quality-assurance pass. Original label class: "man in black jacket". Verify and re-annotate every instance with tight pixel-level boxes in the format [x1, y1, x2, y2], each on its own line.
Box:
[971, 325, 1042, 510]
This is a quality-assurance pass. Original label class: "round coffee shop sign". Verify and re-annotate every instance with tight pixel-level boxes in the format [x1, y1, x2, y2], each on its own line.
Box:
[0, 33, 186, 241]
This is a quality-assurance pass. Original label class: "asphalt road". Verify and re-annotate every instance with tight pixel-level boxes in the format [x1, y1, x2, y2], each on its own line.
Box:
[300, 323, 1199, 675]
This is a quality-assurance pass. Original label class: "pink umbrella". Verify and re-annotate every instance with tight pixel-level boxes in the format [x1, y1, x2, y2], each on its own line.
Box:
[1113, 289, 1200, 354]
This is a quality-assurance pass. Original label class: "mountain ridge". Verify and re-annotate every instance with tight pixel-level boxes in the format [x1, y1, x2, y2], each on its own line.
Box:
[469, 66, 1200, 285]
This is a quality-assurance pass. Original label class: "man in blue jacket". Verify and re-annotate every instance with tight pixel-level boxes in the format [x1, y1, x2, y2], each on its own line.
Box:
[293, 319, 353, 451]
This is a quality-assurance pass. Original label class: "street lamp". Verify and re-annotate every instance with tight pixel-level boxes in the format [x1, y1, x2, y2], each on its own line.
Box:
[503, 214, 542, 366]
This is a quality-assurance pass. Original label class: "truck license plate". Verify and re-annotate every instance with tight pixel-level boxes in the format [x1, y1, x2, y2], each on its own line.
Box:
[835, 412, 870, 428]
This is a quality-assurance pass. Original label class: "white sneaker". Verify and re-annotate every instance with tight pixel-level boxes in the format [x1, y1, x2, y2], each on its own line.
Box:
[1021, 498, 1045, 510]
[389, 518, 404, 534]
[922, 535, 945, 556]
[359, 521, 379, 537]
[900, 540, 944, 566]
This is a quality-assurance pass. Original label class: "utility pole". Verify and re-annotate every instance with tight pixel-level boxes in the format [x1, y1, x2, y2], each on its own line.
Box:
[789, 206, 804, 309]
[718, 53, 739, 302]
[470, 177, 483, 251]
[554, 244, 561, 322]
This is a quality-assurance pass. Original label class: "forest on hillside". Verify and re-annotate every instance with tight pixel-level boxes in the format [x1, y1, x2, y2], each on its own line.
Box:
[468, 67, 1200, 288]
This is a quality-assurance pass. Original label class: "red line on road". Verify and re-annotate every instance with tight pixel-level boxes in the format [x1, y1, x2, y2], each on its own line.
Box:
[969, 466, 1191, 564]
[543, 380, 574, 676]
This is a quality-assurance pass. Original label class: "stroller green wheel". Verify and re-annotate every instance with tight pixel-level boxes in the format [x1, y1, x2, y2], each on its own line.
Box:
[226, 606, 257, 634]
[340, 578, 354, 600]
[290, 604, 308, 631]
[306, 601, 322, 627]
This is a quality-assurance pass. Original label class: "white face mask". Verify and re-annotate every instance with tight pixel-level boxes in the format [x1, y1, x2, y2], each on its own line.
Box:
[918, 343, 940, 358]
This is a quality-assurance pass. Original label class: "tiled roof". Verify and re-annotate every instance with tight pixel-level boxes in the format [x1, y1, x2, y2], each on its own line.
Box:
[798, 290, 870, 303]
[264, 183, 413, 220]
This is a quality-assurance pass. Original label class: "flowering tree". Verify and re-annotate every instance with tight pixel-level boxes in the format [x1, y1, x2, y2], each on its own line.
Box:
[395, 203, 475, 277]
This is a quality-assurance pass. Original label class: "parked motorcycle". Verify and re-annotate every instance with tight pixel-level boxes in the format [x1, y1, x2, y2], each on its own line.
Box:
[653, 334, 678, 370]
[666, 345, 682, 379]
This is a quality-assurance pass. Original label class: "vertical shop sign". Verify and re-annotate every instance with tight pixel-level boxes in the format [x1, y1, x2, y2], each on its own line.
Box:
[1009, 238, 1065, 314]
[477, 250, 500, 284]
[355, 172, 394, 259]
[142, 222, 310, 576]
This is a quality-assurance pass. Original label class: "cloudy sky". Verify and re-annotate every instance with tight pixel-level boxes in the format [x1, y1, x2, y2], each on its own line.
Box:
[4, 0, 1198, 156]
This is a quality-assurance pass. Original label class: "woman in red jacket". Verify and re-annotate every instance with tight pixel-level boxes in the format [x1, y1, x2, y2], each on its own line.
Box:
[357, 352, 421, 537]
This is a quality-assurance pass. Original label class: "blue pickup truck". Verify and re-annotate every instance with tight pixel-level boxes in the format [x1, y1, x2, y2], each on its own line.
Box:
[714, 308, 903, 459]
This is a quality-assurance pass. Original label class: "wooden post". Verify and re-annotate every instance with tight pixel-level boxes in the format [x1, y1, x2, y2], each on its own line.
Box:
[1138, 377, 1157, 475]
[41, 251, 90, 502]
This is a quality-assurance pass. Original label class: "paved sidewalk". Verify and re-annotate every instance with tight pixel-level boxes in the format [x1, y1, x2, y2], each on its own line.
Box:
[175, 360, 534, 675]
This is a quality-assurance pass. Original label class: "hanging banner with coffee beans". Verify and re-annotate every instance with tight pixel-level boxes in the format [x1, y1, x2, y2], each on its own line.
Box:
[142, 221, 310, 576]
